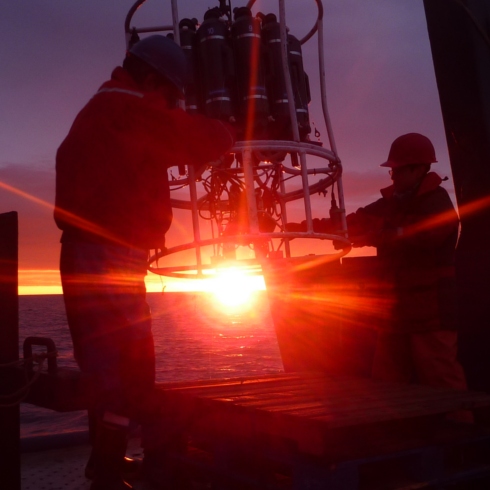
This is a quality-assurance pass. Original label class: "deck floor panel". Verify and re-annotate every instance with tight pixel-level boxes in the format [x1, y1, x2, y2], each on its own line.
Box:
[151, 375, 490, 488]
[155, 374, 490, 459]
[258, 391, 490, 423]
[167, 375, 329, 399]
[161, 376, 489, 426]
[163, 375, 470, 404]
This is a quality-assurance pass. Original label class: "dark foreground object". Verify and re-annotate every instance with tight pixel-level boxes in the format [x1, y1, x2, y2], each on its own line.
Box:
[423, 0, 490, 394]
[0, 211, 20, 490]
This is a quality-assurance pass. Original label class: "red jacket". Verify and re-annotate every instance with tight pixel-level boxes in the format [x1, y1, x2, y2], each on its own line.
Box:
[55, 67, 235, 249]
[347, 172, 459, 332]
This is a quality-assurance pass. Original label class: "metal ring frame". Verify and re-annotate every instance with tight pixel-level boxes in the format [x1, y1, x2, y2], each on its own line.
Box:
[126, 0, 351, 279]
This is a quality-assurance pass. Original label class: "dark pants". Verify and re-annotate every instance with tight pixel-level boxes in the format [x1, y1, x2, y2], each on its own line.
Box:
[60, 240, 156, 426]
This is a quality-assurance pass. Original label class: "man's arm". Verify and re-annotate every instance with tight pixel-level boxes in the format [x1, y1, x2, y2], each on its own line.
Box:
[345, 199, 387, 248]
[285, 198, 386, 248]
[134, 93, 236, 168]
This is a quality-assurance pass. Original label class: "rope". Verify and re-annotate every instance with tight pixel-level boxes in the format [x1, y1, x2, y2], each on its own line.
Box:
[0, 351, 57, 408]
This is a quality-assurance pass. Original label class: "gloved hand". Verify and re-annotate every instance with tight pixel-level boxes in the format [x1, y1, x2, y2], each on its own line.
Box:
[285, 218, 334, 233]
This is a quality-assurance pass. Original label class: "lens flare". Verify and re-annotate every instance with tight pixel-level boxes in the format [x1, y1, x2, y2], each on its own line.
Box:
[210, 267, 257, 308]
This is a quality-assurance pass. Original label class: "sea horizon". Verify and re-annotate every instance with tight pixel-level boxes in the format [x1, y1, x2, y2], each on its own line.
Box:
[18, 291, 284, 438]
[16, 268, 268, 296]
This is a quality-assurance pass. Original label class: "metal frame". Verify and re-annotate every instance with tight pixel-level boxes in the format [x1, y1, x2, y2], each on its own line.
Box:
[125, 0, 351, 278]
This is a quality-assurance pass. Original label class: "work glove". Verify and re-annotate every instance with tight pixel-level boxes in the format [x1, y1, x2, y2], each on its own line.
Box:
[285, 221, 306, 232]
[285, 218, 334, 233]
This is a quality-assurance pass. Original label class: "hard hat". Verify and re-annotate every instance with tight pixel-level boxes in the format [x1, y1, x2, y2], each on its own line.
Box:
[129, 35, 189, 96]
[380, 133, 437, 168]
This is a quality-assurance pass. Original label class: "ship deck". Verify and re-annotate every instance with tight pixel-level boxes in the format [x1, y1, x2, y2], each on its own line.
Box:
[21, 373, 490, 489]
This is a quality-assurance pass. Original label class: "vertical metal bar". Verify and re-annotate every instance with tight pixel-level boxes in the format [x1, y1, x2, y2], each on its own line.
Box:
[298, 151, 314, 231]
[171, 0, 180, 44]
[279, 175, 291, 257]
[278, 0, 314, 231]
[317, 14, 339, 158]
[0, 211, 20, 490]
[171, 1, 202, 274]
[335, 179, 348, 236]
[243, 147, 260, 235]
[316, 9, 347, 235]
[171, 0, 187, 115]
[187, 167, 203, 275]
[278, 0, 300, 144]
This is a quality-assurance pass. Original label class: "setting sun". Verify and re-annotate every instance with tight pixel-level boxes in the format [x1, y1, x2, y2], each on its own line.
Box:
[210, 267, 264, 308]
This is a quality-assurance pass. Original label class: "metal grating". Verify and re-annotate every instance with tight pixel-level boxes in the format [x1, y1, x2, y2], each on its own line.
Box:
[21, 440, 144, 490]
[21, 444, 91, 490]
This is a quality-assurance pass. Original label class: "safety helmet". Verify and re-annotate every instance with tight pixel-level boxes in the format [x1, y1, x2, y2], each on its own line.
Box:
[129, 35, 189, 96]
[380, 133, 437, 168]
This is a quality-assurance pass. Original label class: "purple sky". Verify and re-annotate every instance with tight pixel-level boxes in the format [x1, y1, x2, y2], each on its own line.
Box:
[0, 1, 452, 292]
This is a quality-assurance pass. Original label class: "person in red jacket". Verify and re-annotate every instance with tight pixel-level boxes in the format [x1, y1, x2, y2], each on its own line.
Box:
[289, 133, 468, 396]
[54, 35, 235, 490]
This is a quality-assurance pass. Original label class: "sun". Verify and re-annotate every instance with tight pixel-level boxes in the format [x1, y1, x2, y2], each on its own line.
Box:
[210, 267, 263, 308]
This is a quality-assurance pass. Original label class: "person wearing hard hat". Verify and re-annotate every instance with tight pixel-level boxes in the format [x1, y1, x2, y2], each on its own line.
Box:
[288, 133, 468, 400]
[351, 133, 467, 392]
[54, 35, 235, 490]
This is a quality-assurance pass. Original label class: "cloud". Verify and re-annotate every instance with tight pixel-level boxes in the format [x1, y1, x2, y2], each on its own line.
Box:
[0, 161, 60, 270]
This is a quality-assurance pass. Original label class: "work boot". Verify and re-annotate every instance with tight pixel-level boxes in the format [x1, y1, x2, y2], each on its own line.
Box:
[89, 419, 133, 490]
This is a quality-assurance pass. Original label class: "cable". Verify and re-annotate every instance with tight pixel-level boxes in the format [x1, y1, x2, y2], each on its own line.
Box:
[300, 0, 323, 45]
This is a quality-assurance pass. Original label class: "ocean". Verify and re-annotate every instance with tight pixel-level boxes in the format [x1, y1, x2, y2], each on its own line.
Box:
[19, 291, 284, 439]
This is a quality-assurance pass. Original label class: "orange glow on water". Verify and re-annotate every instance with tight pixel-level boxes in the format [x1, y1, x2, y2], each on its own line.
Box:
[18, 270, 63, 295]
